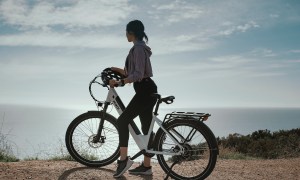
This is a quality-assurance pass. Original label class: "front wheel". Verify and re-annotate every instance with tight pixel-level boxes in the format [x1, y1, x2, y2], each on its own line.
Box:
[154, 119, 218, 180]
[65, 111, 120, 167]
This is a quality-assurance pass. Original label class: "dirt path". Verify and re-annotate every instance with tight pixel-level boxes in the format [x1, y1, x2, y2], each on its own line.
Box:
[0, 158, 299, 179]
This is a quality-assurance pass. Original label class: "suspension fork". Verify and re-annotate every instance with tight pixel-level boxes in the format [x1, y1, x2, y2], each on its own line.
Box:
[93, 102, 109, 143]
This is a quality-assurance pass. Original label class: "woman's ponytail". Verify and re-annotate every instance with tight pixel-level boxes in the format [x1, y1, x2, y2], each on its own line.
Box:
[143, 32, 148, 43]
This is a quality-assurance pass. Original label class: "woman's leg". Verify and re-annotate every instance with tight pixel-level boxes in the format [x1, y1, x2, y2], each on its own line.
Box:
[143, 156, 151, 167]
[139, 95, 157, 167]
[120, 147, 128, 161]
[117, 93, 146, 160]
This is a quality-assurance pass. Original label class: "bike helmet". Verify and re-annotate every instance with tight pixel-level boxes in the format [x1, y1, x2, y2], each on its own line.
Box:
[101, 68, 125, 86]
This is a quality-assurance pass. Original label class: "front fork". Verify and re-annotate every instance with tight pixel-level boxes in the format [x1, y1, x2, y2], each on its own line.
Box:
[93, 102, 110, 143]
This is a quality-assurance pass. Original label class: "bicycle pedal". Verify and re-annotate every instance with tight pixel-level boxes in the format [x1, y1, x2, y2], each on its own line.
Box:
[144, 152, 155, 158]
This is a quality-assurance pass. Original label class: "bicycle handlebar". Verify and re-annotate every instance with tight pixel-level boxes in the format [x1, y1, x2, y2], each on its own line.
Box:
[89, 68, 126, 103]
[89, 73, 107, 103]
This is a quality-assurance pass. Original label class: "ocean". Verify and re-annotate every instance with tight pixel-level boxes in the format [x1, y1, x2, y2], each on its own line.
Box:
[1, 104, 299, 160]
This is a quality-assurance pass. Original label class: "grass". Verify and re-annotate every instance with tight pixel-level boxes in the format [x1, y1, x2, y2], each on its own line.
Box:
[0, 150, 19, 162]
[23, 139, 74, 161]
[23, 154, 74, 162]
[46, 154, 74, 161]
[0, 113, 19, 162]
[46, 139, 74, 161]
[218, 146, 258, 160]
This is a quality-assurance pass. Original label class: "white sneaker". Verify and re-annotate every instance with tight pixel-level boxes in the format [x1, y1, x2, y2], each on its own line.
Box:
[113, 157, 134, 178]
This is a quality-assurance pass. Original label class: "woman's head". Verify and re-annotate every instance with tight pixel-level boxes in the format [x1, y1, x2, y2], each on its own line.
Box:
[126, 20, 148, 43]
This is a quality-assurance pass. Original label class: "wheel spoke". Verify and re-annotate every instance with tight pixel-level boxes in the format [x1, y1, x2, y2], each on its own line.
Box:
[66, 113, 120, 166]
[156, 120, 217, 179]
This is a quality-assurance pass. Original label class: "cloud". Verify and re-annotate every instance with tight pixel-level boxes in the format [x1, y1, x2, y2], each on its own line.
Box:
[151, 35, 216, 55]
[147, 0, 266, 54]
[204, 52, 294, 78]
[218, 21, 260, 36]
[250, 48, 277, 57]
[0, 0, 135, 49]
[0, 0, 297, 55]
[287, 60, 300, 63]
[150, 0, 203, 25]
[247, 72, 285, 77]
[289, 50, 300, 53]
[0, 0, 134, 29]
[160, 49, 293, 79]
[270, 14, 280, 18]
[0, 31, 128, 48]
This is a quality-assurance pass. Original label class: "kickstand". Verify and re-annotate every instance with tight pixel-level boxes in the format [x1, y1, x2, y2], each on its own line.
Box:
[164, 158, 180, 180]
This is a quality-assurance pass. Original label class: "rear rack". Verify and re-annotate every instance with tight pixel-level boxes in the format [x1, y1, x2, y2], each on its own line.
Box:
[163, 111, 211, 123]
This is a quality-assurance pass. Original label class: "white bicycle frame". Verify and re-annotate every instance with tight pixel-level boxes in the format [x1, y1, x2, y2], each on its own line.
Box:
[106, 88, 185, 156]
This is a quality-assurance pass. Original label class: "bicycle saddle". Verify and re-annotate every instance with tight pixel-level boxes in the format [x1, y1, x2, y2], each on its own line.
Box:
[152, 93, 175, 104]
[162, 96, 175, 104]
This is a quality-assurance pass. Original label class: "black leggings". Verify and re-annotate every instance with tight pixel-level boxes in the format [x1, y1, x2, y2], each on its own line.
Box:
[117, 78, 157, 147]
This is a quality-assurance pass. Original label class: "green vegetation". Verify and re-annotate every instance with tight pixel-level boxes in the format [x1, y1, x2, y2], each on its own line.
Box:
[23, 139, 74, 161]
[2, 119, 300, 162]
[218, 146, 258, 160]
[0, 148, 19, 162]
[217, 128, 300, 159]
[23, 154, 74, 161]
[48, 154, 74, 161]
[0, 130, 19, 162]
[23, 157, 39, 161]
[46, 139, 74, 161]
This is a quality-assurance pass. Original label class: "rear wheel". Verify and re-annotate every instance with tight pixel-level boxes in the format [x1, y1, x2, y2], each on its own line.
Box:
[155, 119, 218, 179]
[65, 111, 120, 167]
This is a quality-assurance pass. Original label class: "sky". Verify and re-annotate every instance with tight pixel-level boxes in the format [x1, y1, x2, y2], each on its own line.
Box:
[0, 0, 300, 110]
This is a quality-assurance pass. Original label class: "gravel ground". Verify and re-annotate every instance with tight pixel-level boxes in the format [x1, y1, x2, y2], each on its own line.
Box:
[0, 158, 299, 179]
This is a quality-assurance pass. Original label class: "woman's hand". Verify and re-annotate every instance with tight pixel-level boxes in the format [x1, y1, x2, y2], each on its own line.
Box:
[111, 67, 118, 72]
[111, 67, 126, 76]
[109, 79, 118, 88]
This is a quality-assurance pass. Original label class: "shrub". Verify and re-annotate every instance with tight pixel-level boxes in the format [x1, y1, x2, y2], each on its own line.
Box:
[218, 128, 300, 159]
[0, 113, 19, 162]
[0, 130, 19, 162]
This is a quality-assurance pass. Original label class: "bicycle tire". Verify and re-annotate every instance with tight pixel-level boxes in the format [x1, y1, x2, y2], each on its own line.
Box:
[65, 111, 120, 167]
[154, 119, 218, 180]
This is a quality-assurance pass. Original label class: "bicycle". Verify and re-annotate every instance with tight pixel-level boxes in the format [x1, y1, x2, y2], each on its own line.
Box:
[65, 68, 219, 180]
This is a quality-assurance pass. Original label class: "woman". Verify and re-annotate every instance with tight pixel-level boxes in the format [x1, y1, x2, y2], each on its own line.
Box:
[109, 20, 157, 178]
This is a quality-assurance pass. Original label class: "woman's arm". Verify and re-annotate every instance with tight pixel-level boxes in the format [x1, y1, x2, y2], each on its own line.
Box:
[109, 67, 129, 87]
[126, 46, 145, 83]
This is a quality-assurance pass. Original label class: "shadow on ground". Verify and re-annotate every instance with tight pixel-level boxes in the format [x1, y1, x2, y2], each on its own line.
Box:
[58, 166, 154, 180]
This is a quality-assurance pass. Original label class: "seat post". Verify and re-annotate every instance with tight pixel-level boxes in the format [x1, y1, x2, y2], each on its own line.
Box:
[154, 102, 160, 116]
[154, 99, 162, 116]
[152, 93, 161, 116]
